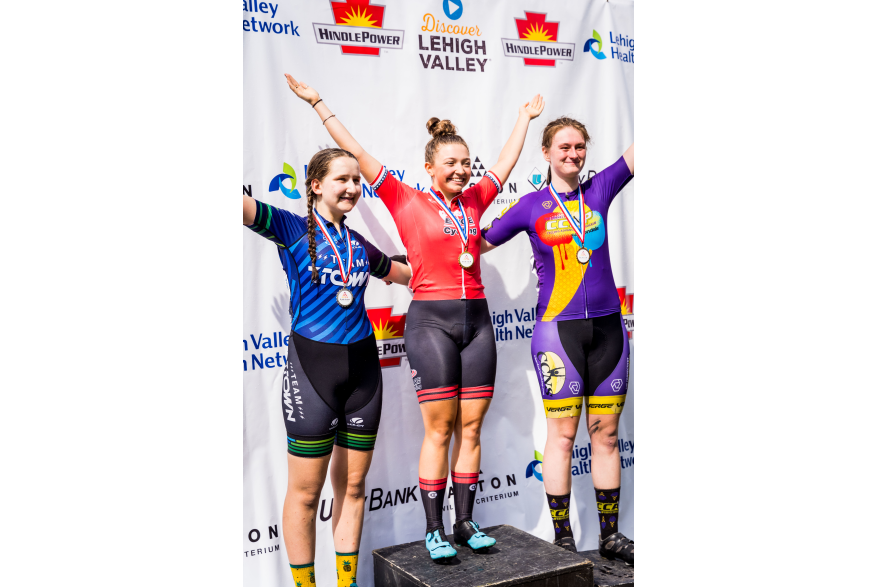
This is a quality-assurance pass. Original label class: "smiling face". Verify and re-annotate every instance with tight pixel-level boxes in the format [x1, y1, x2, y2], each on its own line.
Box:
[311, 156, 362, 216]
[543, 126, 587, 184]
[425, 143, 471, 196]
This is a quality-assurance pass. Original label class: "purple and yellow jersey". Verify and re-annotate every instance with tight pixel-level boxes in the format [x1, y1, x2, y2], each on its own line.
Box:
[482, 156, 632, 321]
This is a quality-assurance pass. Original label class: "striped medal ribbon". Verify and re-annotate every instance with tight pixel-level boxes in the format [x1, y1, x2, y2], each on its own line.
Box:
[428, 188, 474, 269]
[548, 183, 590, 264]
[312, 211, 355, 308]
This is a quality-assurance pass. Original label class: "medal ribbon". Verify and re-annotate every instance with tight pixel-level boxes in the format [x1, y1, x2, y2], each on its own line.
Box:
[312, 212, 353, 285]
[548, 183, 585, 245]
[428, 188, 469, 249]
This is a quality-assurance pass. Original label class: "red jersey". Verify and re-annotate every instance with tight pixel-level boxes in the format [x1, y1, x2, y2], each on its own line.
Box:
[370, 165, 502, 300]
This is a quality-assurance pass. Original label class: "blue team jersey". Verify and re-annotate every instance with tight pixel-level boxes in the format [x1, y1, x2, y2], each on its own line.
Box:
[247, 200, 392, 344]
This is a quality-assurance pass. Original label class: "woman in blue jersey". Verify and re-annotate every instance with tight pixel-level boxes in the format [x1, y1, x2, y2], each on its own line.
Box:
[481, 118, 635, 564]
[244, 148, 411, 587]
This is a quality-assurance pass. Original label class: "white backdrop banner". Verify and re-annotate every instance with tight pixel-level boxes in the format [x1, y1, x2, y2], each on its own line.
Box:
[243, 1, 634, 585]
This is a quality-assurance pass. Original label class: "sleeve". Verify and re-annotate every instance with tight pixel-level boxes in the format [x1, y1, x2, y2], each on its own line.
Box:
[594, 156, 634, 206]
[481, 194, 530, 247]
[370, 165, 413, 215]
[351, 229, 393, 279]
[467, 170, 503, 213]
[245, 199, 307, 249]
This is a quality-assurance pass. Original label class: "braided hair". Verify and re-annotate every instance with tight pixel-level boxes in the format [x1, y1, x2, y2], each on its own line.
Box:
[304, 148, 358, 283]
[541, 117, 591, 186]
[424, 117, 469, 164]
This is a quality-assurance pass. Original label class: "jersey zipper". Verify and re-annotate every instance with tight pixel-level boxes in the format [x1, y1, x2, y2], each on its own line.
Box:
[460, 242, 466, 299]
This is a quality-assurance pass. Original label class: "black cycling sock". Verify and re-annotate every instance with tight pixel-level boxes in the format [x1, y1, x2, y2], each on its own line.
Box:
[595, 487, 620, 540]
[451, 471, 479, 523]
[419, 477, 447, 533]
[547, 492, 573, 542]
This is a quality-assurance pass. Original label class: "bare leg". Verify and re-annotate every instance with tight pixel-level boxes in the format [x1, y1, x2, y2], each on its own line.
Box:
[330, 447, 374, 553]
[542, 415, 581, 495]
[418, 399, 458, 479]
[282, 453, 331, 565]
[587, 413, 620, 490]
[449, 398, 491, 473]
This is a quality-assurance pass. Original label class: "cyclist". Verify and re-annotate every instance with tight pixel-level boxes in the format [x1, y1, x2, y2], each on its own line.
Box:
[244, 147, 411, 586]
[481, 117, 634, 565]
[284, 72, 543, 561]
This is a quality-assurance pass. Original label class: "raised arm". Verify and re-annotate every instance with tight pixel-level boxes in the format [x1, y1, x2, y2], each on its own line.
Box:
[488, 94, 545, 186]
[285, 74, 383, 184]
[623, 142, 634, 174]
[243, 195, 257, 225]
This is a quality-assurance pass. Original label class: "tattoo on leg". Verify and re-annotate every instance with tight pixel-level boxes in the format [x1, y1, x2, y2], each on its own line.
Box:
[588, 419, 602, 436]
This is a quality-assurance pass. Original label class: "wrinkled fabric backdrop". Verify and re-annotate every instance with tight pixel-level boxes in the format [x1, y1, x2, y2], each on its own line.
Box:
[244, 1, 634, 584]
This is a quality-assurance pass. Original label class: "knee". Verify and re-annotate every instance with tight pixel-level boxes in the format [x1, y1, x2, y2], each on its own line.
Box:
[425, 421, 454, 447]
[548, 432, 576, 453]
[459, 419, 483, 444]
[290, 482, 322, 510]
[344, 470, 368, 500]
[590, 423, 619, 454]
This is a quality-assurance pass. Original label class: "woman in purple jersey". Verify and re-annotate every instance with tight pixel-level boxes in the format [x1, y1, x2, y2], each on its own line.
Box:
[481, 118, 634, 564]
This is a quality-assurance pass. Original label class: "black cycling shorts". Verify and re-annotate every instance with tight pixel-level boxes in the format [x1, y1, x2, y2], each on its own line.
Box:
[404, 299, 497, 404]
[532, 312, 630, 418]
[282, 332, 382, 458]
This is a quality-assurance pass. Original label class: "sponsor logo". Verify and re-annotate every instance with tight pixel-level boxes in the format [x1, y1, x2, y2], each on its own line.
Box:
[535, 202, 605, 251]
[428, 491, 438, 498]
[411, 369, 417, 377]
[367, 307, 407, 367]
[269, 162, 302, 199]
[528, 167, 547, 191]
[527, 450, 545, 483]
[242, 1, 300, 37]
[469, 484, 477, 491]
[536, 351, 565, 396]
[547, 405, 572, 413]
[330, 418, 338, 428]
[412, 377, 422, 392]
[597, 501, 620, 513]
[418, 2, 487, 73]
[243, 523, 282, 558]
[442, 0, 462, 20]
[350, 417, 363, 424]
[587, 395, 626, 414]
[617, 286, 634, 339]
[550, 508, 570, 520]
[313, 0, 404, 57]
[502, 12, 575, 67]
[611, 378, 623, 392]
[569, 381, 581, 395]
[584, 30, 607, 60]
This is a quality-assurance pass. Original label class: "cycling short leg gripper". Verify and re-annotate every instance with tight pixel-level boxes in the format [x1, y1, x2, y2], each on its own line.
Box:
[547, 492, 573, 542]
[335, 430, 377, 452]
[287, 434, 335, 458]
[419, 477, 447, 533]
[416, 385, 459, 404]
[451, 471, 478, 522]
[459, 385, 494, 400]
[290, 562, 315, 585]
[595, 487, 620, 540]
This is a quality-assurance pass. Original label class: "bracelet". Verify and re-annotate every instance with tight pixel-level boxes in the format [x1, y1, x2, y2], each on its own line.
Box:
[322, 114, 336, 125]
[312, 99, 323, 108]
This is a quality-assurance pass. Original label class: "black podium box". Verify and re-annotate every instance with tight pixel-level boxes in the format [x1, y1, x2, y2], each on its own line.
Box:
[372, 524, 593, 587]
[578, 551, 633, 587]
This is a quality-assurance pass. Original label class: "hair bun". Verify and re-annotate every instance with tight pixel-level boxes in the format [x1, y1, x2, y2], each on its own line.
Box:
[426, 117, 457, 138]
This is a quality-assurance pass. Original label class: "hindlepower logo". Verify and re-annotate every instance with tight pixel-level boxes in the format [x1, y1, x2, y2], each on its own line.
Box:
[313, 0, 405, 57]
[584, 30, 606, 60]
[268, 163, 301, 199]
[502, 11, 574, 67]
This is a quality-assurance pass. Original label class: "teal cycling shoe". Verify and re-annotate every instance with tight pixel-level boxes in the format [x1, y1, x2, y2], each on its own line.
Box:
[425, 528, 457, 561]
[453, 520, 496, 551]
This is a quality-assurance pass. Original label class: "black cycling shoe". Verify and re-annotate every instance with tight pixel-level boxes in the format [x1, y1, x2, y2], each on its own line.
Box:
[554, 536, 577, 553]
[599, 532, 634, 566]
[453, 520, 496, 551]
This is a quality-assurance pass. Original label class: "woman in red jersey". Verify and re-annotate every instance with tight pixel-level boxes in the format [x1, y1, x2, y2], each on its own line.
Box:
[285, 72, 543, 561]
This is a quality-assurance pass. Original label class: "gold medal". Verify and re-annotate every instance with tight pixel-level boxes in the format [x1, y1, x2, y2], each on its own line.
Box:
[458, 251, 475, 269]
[336, 287, 354, 308]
